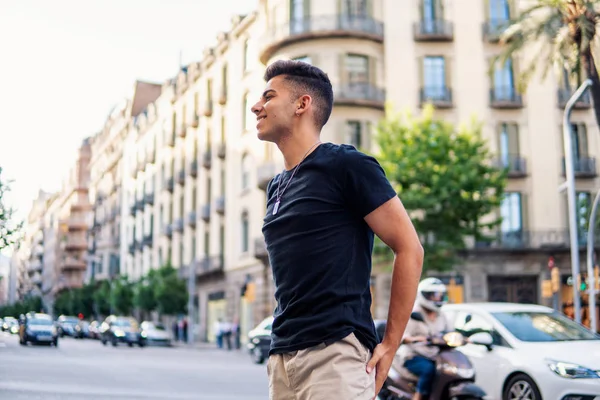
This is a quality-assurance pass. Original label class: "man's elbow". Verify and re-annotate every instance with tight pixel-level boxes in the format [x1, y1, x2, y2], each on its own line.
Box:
[392, 239, 424, 267]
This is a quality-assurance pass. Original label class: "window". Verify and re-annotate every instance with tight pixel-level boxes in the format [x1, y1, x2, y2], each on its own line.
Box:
[241, 153, 251, 190]
[500, 192, 523, 244]
[219, 224, 225, 256]
[290, 0, 308, 34]
[491, 311, 597, 342]
[220, 168, 226, 196]
[221, 64, 228, 95]
[243, 39, 251, 72]
[191, 235, 196, 261]
[453, 311, 509, 346]
[423, 56, 447, 99]
[293, 55, 312, 64]
[489, 0, 510, 25]
[204, 231, 210, 257]
[241, 211, 249, 253]
[497, 123, 519, 167]
[421, 0, 444, 31]
[569, 123, 588, 160]
[345, 54, 369, 85]
[341, 0, 368, 17]
[493, 58, 515, 99]
[220, 116, 226, 143]
[243, 93, 254, 132]
[346, 121, 362, 148]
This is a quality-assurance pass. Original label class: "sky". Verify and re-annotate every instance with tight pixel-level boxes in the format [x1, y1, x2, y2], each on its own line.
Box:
[0, 0, 257, 225]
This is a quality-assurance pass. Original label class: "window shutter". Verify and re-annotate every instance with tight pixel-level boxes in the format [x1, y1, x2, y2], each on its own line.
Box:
[520, 193, 528, 231]
[579, 123, 589, 157]
[369, 56, 377, 86]
[508, 123, 520, 155]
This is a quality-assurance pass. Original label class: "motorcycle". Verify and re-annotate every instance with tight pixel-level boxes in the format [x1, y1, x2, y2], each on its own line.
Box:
[378, 312, 492, 400]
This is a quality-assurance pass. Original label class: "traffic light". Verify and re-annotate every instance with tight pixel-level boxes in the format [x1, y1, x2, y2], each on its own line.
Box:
[577, 274, 587, 292]
[551, 267, 560, 293]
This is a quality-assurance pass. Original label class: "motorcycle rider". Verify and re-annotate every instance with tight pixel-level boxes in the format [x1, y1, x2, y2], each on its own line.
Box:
[400, 278, 450, 400]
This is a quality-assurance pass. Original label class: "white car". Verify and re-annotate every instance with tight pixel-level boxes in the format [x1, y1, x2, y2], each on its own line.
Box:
[441, 303, 600, 400]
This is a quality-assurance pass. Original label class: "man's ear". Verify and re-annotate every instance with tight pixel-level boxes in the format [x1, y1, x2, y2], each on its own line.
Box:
[295, 94, 313, 115]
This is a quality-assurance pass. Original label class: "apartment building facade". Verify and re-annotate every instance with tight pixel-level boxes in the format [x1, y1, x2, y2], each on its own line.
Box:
[383, 0, 600, 309]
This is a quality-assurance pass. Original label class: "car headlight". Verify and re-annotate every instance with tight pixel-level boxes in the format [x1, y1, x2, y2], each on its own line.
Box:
[252, 338, 260, 344]
[547, 360, 600, 379]
[441, 362, 475, 379]
[114, 330, 125, 337]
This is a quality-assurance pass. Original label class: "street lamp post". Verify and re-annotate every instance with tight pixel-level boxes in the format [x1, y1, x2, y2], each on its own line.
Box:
[586, 189, 599, 333]
[561, 79, 593, 324]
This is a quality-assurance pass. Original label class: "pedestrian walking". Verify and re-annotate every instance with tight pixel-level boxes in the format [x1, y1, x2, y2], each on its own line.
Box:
[251, 60, 424, 400]
[214, 319, 223, 349]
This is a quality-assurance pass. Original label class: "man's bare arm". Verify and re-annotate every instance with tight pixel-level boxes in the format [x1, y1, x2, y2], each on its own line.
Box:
[365, 196, 423, 348]
[364, 196, 423, 398]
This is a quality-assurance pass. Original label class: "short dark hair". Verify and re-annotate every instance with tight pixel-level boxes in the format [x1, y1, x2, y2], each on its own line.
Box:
[264, 60, 334, 129]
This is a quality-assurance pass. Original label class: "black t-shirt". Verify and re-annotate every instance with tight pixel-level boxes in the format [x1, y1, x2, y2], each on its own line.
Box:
[262, 142, 397, 355]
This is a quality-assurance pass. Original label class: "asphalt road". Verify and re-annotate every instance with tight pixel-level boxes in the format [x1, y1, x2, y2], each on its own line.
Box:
[0, 331, 269, 400]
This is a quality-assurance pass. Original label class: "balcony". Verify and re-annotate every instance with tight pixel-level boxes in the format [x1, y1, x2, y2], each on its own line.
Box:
[177, 124, 187, 138]
[62, 257, 87, 270]
[413, 20, 454, 42]
[202, 100, 213, 117]
[259, 15, 384, 64]
[143, 233, 152, 247]
[215, 195, 225, 215]
[489, 86, 523, 109]
[470, 229, 600, 252]
[163, 177, 174, 193]
[254, 236, 269, 263]
[128, 242, 135, 254]
[163, 224, 173, 238]
[67, 217, 88, 231]
[135, 240, 144, 251]
[191, 113, 200, 128]
[194, 255, 224, 278]
[129, 202, 137, 216]
[144, 192, 154, 206]
[174, 218, 184, 233]
[202, 151, 212, 169]
[65, 237, 87, 251]
[217, 143, 226, 159]
[334, 83, 385, 110]
[187, 211, 197, 228]
[482, 20, 509, 43]
[166, 133, 175, 147]
[495, 155, 527, 178]
[189, 160, 198, 177]
[146, 152, 156, 165]
[558, 89, 592, 109]
[135, 198, 145, 211]
[419, 87, 453, 108]
[257, 162, 276, 191]
[561, 156, 597, 178]
[177, 169, 186, 185]
[201, 204, 211, 222]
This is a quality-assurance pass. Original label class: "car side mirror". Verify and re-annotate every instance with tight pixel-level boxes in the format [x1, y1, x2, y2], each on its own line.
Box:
[469, 332, 493, 351]
[410, 311, 425, 322]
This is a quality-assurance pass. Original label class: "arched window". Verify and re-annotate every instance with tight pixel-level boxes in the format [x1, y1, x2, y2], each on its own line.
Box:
[241, 153, 251, 190]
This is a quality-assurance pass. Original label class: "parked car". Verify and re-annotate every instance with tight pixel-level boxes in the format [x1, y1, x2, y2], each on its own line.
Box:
[100, 316, 145, 347]
[19, 313, 58, 346]
[140, 321, 172, 346]
[2, 316, 18, 333]
[56, 315, 79, 337]
[247, 316, 273, 364]
[441, 302, 600, 400]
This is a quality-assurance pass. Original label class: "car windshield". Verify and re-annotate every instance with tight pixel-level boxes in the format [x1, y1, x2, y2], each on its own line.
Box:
[492, 311, 599, 342]
[30, 318, 53, 326]
[113, 320, 132, 327]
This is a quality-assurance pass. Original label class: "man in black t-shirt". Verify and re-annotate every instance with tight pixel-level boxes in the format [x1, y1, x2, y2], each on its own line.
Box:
[251, 60, 424, 400]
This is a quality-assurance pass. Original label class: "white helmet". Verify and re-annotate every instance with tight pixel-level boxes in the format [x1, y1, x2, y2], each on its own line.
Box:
[416, 277, 448, 312]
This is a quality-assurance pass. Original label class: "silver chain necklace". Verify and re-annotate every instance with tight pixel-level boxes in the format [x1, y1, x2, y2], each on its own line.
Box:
[273, 140, 321, 215]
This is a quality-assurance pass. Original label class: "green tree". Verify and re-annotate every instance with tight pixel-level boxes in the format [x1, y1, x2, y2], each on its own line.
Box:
[373, 105, 507, 272]
[495, 0, 600, 127]
[134, 269, 158, 317]
[92, 280, 111, 317]
[0, 167, 22, 251]
[154, 266, 188, 316]
[111, 276, 134, 315]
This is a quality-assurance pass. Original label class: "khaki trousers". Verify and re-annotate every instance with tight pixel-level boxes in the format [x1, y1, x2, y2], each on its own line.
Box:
[267, 333, 376, 400]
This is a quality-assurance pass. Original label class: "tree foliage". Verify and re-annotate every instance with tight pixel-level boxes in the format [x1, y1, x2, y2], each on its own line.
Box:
[373, 105, 507, 272]
[0, 167, 22, 251]
[111, 276, 134, 315]
[0, 296, 43, 317]
[494, 0, 600, 126]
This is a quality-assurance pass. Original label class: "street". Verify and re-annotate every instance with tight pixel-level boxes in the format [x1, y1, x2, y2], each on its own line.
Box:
[0, 332, 269, 400]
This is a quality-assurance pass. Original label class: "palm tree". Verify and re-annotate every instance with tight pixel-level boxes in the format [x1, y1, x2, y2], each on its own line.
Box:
[494, 0, 600, 127]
